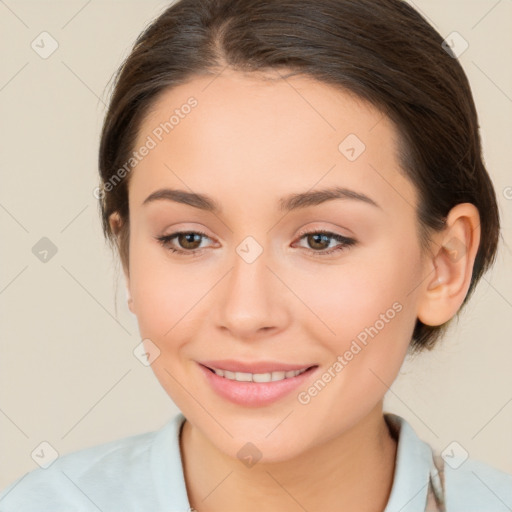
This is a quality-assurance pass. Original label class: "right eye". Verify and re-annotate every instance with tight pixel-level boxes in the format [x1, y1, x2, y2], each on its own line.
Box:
[155, 230, 213, 256]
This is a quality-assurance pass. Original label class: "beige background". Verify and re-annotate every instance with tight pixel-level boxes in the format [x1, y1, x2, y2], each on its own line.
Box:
[1, 0, 511, 490]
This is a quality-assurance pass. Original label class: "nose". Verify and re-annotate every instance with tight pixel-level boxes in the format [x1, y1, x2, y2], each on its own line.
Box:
[214, 240, 290, 340]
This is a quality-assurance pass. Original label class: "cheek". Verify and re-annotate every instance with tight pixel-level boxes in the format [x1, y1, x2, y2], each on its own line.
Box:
[298, 237, 421, 346]
[292, 237, 422, 415]
[129, 239, 191, 336]
[128, 237, 227, 353]
[290, 245, 420, 432]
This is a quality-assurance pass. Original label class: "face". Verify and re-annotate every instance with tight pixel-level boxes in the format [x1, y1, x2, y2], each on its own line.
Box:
[119, 70, 428, 462]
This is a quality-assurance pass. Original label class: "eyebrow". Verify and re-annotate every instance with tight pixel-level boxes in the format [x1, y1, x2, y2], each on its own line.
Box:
[142, 186, 381, 213]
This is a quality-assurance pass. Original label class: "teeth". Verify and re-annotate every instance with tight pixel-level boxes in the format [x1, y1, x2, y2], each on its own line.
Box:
[211, 367, 308, 382]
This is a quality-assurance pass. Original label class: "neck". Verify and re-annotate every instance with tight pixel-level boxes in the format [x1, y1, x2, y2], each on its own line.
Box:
[180, 402, 398, 512]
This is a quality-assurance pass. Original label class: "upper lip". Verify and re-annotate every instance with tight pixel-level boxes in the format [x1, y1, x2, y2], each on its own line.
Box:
[199, 359, 317, 374]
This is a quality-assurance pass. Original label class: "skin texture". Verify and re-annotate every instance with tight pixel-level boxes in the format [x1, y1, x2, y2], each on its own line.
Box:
[110, 69, 481, 511]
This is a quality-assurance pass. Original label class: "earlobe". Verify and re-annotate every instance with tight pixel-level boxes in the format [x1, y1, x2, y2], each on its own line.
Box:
[110, 211, 134, 313]
[416, 203, 481, 327]
[109, 211, 122, 236]
[126, 286, 135, 314]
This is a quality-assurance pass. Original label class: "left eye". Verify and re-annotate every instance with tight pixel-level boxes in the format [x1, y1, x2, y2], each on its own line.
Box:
[293, 230, 357, 256]
[155, 230, 356, 257]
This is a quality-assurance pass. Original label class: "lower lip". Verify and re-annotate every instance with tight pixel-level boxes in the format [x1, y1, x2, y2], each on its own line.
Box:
[197, 363, 318, 407]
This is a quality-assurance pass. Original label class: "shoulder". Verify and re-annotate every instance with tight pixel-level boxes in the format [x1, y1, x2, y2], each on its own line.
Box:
[384, 413, 512, 512]
[0, 422, 174, 512]
[442, 454, 512, 511]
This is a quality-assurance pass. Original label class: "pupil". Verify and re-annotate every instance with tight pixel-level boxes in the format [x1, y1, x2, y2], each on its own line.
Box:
[310, 233, 327, 249]
[182, 233, 200, 248]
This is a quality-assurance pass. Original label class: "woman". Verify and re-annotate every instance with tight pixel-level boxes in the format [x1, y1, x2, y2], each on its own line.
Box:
[1, 0, 510, 510]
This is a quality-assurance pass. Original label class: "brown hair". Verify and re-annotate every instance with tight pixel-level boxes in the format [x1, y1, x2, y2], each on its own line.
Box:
[98, 0, 501, 354]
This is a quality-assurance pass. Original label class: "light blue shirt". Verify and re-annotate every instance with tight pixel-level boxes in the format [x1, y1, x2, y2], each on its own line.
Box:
[1, 412, 511, 511]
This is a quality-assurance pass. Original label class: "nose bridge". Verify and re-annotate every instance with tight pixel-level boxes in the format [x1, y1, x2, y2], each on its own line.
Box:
[215, 234, 287, 337]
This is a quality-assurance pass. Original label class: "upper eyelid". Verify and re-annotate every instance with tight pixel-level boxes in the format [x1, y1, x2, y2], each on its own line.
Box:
[164, 228, 346, 238]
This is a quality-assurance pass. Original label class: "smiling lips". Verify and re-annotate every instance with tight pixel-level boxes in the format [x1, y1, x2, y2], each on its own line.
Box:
[206, 366, 309, 383]
[199, 359, 316, 382]
[198, 359, 318, 406]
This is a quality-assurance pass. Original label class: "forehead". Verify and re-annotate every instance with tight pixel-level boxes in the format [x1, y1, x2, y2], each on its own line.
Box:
[130, 70, 418, 216]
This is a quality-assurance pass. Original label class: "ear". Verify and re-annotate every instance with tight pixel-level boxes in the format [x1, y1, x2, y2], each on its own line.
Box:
[417, 203, 481, 327]
[109, 211, 134, 314]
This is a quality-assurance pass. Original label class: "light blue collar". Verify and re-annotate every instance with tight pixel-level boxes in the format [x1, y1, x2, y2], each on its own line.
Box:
[383, 413, 435, 511]
[150, 412, 191, 511]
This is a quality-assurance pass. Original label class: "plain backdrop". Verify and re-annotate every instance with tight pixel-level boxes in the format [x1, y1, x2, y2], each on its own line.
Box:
[1, 0, 511, 490]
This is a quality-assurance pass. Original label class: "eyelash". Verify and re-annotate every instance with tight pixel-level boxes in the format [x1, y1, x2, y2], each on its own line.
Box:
[155, 229, 357, 258]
